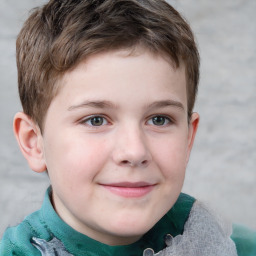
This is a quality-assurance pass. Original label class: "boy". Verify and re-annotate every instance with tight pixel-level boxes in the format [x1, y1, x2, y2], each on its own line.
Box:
[0, 0, 255, 255]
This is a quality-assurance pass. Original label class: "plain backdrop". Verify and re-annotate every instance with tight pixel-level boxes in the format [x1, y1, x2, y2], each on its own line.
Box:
[0, 0, 255, 237]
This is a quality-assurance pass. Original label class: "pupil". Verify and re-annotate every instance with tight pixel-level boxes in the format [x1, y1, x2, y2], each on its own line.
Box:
[153, 116, 165, 125]
[91, 117, 103, 126]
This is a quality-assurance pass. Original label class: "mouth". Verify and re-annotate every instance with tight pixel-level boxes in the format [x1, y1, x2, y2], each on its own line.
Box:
[100, 182, 156, 198]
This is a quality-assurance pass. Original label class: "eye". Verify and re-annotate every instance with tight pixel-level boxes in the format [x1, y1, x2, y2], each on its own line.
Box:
[82, 116, 108, 126]
[147, 115, 171, 126]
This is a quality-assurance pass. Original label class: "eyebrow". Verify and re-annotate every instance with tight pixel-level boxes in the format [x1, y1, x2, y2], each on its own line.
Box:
[68, 99, 184, 111]
[68, 100, 116, 111]
[147, 100, 185, 111]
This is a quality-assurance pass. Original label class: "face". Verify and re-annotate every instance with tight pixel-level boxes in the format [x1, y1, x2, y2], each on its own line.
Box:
[40, 48, 198, 245]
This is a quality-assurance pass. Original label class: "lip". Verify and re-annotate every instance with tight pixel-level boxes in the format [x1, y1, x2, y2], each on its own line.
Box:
[100, 182, 155, 198]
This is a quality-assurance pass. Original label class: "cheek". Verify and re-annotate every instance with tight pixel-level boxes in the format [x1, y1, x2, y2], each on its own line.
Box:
[45, 134, 112, 184]
[151, 134, 189, 177]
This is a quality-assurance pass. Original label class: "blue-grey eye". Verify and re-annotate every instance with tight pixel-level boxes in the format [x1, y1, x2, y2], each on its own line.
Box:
[86, 116, 107, 126]
[148, 116, 170, 126]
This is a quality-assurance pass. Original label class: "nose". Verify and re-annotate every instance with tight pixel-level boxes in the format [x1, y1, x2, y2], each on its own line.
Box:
[112, 126, 152, 168]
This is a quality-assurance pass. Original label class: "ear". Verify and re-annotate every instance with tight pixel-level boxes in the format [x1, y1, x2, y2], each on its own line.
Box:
[186, 112, 200, 163]
[13, 112, 46, 173]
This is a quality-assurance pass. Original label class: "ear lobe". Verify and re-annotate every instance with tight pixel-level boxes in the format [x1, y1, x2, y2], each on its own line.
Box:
[13, 112, 46, 173]
[186, 112, 200, 163]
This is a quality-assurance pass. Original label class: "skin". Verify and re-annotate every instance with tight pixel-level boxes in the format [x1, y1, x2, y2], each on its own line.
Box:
[14, 48, 199, 246]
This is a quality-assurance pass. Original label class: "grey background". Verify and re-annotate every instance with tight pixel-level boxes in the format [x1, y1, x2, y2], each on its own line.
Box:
[0, 0, 255, 237]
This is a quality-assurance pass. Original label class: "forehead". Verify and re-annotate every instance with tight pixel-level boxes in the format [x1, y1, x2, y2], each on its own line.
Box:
[53, 48, 187, 111]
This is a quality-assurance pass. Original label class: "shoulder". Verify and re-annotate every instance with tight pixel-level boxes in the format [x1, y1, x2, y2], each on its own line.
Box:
[0, 210, 51, 256]
[231, 224, 256, 256]
[187, 200, 256, 256]
[160, 198, 238, 256]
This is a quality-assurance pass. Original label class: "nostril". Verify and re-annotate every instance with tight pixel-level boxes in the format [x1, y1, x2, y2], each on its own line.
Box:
[141, 160, 148, 165]
[121, 160, 130, 165]
[120, 159, 148, 166]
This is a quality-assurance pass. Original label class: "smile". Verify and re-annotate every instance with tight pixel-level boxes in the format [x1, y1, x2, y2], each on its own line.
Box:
[100, 182, 155, 198]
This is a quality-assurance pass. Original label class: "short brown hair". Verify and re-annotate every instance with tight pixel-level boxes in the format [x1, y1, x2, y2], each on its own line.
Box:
[17, 0, 200, 130]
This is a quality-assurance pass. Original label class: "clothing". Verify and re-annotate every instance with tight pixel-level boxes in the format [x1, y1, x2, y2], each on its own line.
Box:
[232, 224, 256, 256]
[0, 187, 255, 256]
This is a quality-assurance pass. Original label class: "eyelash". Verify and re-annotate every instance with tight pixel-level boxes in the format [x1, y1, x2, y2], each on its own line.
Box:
[146, 115, 173, 126]
[80, 115, 173, 127]
[80, 115, 109, 127]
